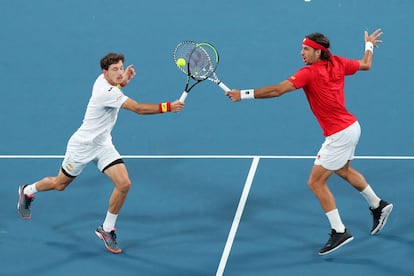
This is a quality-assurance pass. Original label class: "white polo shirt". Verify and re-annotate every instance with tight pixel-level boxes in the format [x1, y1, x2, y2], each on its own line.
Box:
[72, 74, 129, 145]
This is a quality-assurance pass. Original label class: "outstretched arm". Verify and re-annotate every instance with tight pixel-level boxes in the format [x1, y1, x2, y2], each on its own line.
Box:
[225, 80, 296, 102]
[359, 28, 383, 70]
[121, 98, 184, 114]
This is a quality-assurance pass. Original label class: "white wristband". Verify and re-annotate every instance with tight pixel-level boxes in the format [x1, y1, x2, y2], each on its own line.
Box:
[240, 89, 254, 100]
[365, 41, 373, 54]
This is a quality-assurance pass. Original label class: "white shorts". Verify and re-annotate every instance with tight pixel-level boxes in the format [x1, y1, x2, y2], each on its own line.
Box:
[61, 137, 122, 177]
[314, 121, 361, 171]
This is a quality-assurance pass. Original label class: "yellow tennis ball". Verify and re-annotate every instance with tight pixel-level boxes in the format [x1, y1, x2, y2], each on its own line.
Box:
[176, 58, 186, 67]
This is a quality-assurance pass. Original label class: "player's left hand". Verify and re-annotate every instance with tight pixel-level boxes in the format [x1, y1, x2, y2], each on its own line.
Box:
[365, 28, 383, 48]
[122, 65, 136, 85]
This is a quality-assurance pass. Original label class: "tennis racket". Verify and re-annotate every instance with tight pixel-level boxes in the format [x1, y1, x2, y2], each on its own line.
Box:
[173, 41, 231, 102]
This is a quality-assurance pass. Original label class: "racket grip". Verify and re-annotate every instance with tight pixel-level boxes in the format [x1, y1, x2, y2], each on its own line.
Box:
[179, 91, 188, 102]
[218, 82, 231, 92]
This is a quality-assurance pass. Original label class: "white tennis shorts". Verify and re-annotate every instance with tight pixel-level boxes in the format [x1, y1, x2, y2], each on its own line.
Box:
[61, 137, 122, 177]
[314, 121, 361, 171]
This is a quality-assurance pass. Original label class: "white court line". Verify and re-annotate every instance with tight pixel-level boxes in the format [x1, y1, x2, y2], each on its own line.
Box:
[1, 155, 414, 159]
[216, 156, 260, 276]
[1, 153, 413, 273]
[0, 155, 310, 159]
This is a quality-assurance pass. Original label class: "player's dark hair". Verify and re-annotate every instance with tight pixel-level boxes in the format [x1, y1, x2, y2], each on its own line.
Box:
[306, 33, 331, 60]
[100, 53, 125, 70]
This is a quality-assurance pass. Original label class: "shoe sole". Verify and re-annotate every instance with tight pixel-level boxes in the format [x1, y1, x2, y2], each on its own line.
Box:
[17, 186, 31, 220]
[371, 203, 393, 235]
[95, 230, 122, 254]
[318, 236, 354, 256]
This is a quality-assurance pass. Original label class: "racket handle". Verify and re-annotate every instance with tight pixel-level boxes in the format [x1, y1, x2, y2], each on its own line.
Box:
[179, 91, 188, 102]
[217, 82, 231, 92]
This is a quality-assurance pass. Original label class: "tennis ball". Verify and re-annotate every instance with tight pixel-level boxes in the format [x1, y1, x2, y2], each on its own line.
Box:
[176, 58, 186, 67]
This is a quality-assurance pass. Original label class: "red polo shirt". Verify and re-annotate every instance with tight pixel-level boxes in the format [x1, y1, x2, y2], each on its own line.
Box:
[288, 56, 360, 136]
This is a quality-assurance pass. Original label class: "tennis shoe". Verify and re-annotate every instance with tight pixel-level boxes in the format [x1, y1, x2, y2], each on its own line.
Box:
[95, 225, 122, 254]
[370, 200, 393, 235]
[17, 185, 34, 220]
[319, 229, 353, 255]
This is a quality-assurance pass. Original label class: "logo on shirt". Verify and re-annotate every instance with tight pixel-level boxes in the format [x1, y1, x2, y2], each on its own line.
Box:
[65, 163, 74, 172]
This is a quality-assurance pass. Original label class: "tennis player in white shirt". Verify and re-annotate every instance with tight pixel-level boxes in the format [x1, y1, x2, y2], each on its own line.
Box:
[17, 53, 184, 254]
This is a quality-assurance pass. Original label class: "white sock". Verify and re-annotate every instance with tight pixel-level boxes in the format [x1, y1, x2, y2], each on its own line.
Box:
[23, 183, 38, 196]
[326, 209, 346, 233]
[360, 185, 381, 209]
[103, 211, 118, 232]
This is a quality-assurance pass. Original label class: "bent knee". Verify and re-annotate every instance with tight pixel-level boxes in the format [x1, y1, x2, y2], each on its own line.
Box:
[116, 179, 131, 193]
[307, 178, 325, 193]
[307, 179, 316, 191]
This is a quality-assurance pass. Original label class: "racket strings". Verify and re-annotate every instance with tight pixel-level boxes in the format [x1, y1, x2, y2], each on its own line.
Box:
[189, 44, 218, 80]
[188, 48, 213, 79]
[173, 41, 219, 80]
[173, 41, 197, 75]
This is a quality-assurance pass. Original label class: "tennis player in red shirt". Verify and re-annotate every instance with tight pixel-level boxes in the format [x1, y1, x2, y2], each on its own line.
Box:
[226, 29, 393, 255]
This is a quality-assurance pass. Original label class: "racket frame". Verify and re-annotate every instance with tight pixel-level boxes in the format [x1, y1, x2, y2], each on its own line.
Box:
[174, 41, 230, 102]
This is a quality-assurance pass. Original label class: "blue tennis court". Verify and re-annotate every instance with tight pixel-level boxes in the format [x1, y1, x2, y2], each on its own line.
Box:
[1, 0, 413, 275]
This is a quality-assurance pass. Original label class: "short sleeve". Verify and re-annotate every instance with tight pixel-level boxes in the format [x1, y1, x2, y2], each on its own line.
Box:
[98, 86, 129, 108]
[342, 58, 360, 76]
[288, 67, 312, 89]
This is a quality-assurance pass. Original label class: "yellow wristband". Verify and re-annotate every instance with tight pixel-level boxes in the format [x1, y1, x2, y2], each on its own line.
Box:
[161, 102, 168, 113]
[159, 102, 171, 113]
